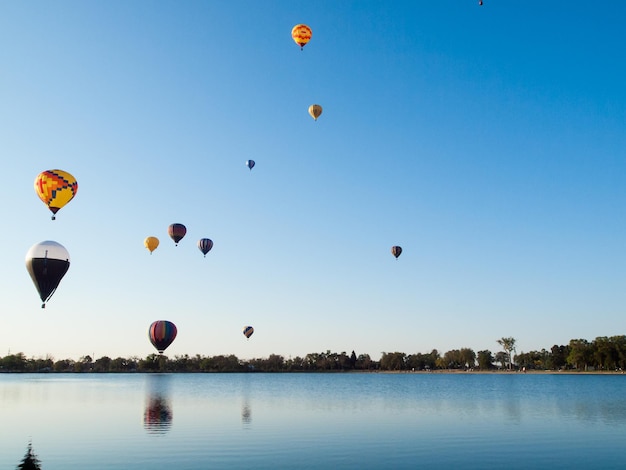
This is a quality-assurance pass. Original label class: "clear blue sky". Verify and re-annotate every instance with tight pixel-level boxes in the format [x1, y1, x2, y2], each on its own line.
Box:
[1, 1, 624, 361]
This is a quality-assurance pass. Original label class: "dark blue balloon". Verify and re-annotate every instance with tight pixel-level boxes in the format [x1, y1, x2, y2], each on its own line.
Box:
[198, 238, 213, 257]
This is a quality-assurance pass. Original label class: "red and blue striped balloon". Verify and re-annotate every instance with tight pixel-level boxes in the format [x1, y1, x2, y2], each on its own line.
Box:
[148, 320, 177, 354]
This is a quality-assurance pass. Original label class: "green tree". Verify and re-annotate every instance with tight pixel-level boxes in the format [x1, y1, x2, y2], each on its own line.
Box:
[477, 350, 494, 370]
[459, 348, 476, 369]
[138, 354, 167, 372]
[494, 351, 508, 369]
[349, 350, 357, 369]
[266, 354, 285, 371]
[1, 353, 27, 372]
[207, 354, 242, 372]
[406, 350, 438, 370]
[304, 352, 321, 370]
[515, 350, 550, 370]
[24, 356, 53, 372]
[171, 354, 195, 372]
[442, 350, 463, 369]
[93, 356, 112, 372]
[435, 356, 448, 369]
[284, 356, 305, 371]
[325, 351, 339, 370]
[337, 352, 352, 370]
[497, 337, 516, 370]
[109, 357, 135, 372]
[74, 355, 93, 372]
[380, 352, 406, 371]
[593, 337, 614, 370]
[550, 345, 569, 370]
[442, 349, 475, 369]
[53, 359, 74, 372]
[426, 349, 439, 370]
[567, 339, 593, 370]
[406, 353, 427, 370]
[356, 353, 375, 370]
[611, 335, 626, 370]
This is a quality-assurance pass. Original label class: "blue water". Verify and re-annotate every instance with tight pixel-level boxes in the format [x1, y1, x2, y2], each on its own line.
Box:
[1, 373, 625, 469]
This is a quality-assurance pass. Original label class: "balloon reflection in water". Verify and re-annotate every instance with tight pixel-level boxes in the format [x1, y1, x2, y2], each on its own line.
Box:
[144, 395, 173, 434]
[241, 401, 252, 425]
[144, 375, 173, 434]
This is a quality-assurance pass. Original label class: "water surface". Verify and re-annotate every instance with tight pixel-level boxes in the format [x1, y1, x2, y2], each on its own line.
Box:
[1, 373, 625, 469]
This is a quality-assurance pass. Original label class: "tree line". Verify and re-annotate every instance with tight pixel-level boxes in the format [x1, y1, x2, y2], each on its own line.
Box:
[1, 335, 624, 373]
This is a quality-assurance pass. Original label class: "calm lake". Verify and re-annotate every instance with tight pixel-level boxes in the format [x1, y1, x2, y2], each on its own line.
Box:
[1, 373, 625, 469]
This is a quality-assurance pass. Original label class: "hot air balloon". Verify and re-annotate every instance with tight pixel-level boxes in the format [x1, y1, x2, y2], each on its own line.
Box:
[34, 169, 78, 220]
[144, 236, 159, 254]
[308, 104, 322, 121]
[198, 238, 213, 257]
[168, 223, 186, 246]
[25, 241, 70, 308]
[246, 160, 255, 171]
[148, 320, 177, 354]
[243, 326, 254, 339]
[391, 246, 402, 259]
[291, 24, 312, 50]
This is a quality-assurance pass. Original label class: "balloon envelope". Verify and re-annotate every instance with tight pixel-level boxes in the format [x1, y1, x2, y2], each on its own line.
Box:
[34, 169, 78, 220]
[246, 160, 255, 170]
[168, 224, 186, 245]
[25, 241, 70, 307]
[291, 24, 312, 49]
[144, 236, 159, 254]
[198, 238, 213, 257]
[243, 326, 254, 339]
[391, 246, 402, 259]
[308, 104, 322, 120]
[148, 320, 177, 354]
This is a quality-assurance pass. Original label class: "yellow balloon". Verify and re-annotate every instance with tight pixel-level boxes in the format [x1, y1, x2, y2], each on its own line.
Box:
[308, 104, 322, 121]
[144, 236, 159, 254]
[291, 24, 312, 50]
[34, 169, 78, 220]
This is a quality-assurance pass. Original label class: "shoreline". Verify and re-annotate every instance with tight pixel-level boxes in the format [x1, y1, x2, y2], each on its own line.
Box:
[374, 369, 625, 375]
[2, 369, 624, 375]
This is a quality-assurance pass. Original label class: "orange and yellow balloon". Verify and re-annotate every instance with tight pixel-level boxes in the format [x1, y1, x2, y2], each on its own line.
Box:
[308, 104, 323, 121]
[34, 169, 78, 220]
[144, 237, 159, 254]
[291, 24, 312, 50]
